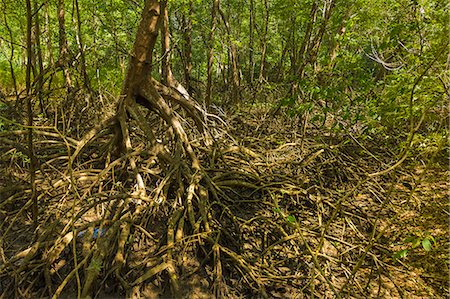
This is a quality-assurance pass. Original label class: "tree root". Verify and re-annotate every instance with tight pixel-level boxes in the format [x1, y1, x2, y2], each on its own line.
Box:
[1, 98, 427, 298]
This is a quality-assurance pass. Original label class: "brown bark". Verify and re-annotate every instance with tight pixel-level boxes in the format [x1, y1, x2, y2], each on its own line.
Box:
[2, 4, 19, 100]
[218, 6, 239, 102]
[78, 4, 191, 295]
[297, 0, 336, 77]
[160, 0, 173, 85]
[289, 16, 297, 76]
[74, 0, 91, 91]
[70, 0, 204, 180]
[120, 0, 160, 102]
[308, 0, 336, 67]
[44, 1, 54, 66]
[249, 0, 255, 83]
[57, 0, 72, 91]
[182, 0, 194, 95]
[159, 1, 192, 102]
[118, 0, 200, 169]
[206, 0, 220, 106]
[33, 0, 45, 115]
[259, 0, 269, 82]
[26, 0, 37, 229]
[295, 0, 318, 78]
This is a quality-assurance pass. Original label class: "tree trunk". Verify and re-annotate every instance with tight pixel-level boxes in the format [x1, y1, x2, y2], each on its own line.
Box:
[274, 40, 288, 82]
[218, 6, 239, 103]
[76, 2, 210, 295]
[43, 1, 54, 66]
[2, 3, 19, 101]
[159, 1, 192, 101]
[259, 0, 269, 82]
[328, 11, 349, 70]
[120, 1, 159, 100]
[297, 0, 335, 78]
[296, 0, 318, 75]
[182, 0, 194, 95]
[160, 0, 173, 86]
[289, 15, 297, 78]
[34, 0, 46, 115]
[25, 0, 37, 229]
[249, 0, 255, 83]
[57, 0, 72, 92]
[308, 0, 336, 71]
[74, 0, 91, 91]
[206, 0, 220, 106]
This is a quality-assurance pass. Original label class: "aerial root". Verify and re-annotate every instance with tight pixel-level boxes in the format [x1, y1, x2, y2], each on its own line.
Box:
[0, 132, 287, 297]
[1, 88, 370, 299]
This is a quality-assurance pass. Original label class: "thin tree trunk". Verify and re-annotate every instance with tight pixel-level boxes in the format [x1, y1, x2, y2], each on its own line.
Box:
[160, 0, 172, 85]
[206, 0, 220, 106]
[274, 40, 288, 82]
[74, 0, 91, 91]
[289, 15, 297, 78]
[249, 0, 255, 83]
[57, 0, 72, 92]
[34, 0, 45, 115]
[308, 0, 336, 70]
[2, 5, 19, 101]
[44, 0, 54, 66]
[297, 0, 335, 77]
[159, 1, 190, 100]
[258, 0, 269, 82]
[328, 10, 349, 70]
[182, 0, 194, 95]
[218, 6, 239, 102]
[26, 0, 37, 229]
[295, 0, 318, 78]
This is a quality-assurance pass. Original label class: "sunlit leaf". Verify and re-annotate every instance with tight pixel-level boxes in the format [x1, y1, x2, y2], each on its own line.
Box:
[393, 249, 408, 259]
[422, 238, 432, 251]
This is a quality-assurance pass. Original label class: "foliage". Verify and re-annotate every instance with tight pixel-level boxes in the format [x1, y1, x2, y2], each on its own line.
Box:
[394, 231, 437, 259]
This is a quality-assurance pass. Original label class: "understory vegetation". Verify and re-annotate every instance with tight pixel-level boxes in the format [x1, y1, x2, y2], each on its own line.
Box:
[0, 0, 448, 298]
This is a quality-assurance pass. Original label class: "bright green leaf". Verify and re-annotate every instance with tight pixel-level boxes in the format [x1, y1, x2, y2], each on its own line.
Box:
[422, 238, 432, 251]
[287, 215, 296, 224]
[393, 249, 408, 259]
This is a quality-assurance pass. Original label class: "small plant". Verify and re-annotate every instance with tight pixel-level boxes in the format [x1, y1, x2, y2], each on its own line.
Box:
[273, 207, 297, 225]
[393, 231, 436, 259]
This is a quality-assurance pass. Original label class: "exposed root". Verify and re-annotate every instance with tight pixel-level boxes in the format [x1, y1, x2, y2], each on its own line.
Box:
[0, 103, 447, 298]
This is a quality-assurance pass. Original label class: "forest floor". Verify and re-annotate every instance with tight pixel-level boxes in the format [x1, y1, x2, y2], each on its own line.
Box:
[0, 99, 448, 298]
[225, 104, 449, 298]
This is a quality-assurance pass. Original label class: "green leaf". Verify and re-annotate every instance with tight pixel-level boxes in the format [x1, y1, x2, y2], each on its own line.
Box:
[393, 249, 408, 259]
[422, 238, 432, 251]
[411, 237, 421, 249]
[287, 215, 296, 224]
[280, 97, 295, 106]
